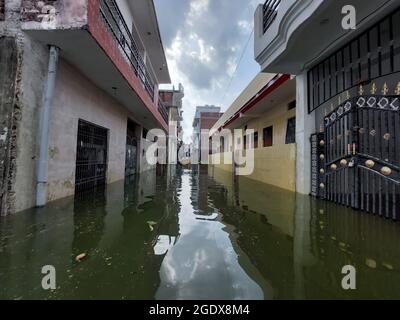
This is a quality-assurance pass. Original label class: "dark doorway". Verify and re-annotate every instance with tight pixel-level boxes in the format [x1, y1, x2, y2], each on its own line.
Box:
[75, 120, 108, 192]
[125, 120, 138, 176]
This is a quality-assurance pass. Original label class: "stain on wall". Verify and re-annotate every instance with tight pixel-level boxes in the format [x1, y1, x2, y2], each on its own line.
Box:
[0, 37, 21, 216]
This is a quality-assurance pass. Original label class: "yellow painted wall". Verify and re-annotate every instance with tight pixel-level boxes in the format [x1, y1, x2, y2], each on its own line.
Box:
[209, 152, 233, 173]
[210, 97, 297, 192]
[244, 102, 296, 191]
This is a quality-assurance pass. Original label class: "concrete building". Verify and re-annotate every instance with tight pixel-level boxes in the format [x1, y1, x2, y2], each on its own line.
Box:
[192, 105, 222, 163]
[159, 84, 185, 164]
[254, 0, 400, 218]
[209, 73, 297, 192]
[0, 0, 171, 215]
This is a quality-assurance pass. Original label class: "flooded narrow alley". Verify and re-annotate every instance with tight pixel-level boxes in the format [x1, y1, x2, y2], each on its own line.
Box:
[1, 167, 400, 300]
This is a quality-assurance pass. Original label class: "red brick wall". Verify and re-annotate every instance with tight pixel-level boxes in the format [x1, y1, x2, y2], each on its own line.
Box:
[159, 91, 173, 105]
[21, 0, 60, 22]
[200, 113, 222, 130]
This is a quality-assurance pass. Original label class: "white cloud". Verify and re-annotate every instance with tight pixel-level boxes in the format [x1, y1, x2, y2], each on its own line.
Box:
[155, 0, 264, 143]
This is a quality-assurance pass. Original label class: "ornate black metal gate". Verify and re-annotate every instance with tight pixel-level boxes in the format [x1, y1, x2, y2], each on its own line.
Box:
[312, 94, 400, 220]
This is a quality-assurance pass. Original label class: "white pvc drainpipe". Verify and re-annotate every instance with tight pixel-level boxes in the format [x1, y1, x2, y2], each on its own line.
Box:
[36, 46, 60, 207]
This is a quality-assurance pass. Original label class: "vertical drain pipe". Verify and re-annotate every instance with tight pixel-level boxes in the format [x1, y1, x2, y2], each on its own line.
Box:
[36, 46, 60, 207]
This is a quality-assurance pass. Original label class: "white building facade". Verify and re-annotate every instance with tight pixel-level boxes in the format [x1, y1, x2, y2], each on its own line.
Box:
[254, 0, 400, 219]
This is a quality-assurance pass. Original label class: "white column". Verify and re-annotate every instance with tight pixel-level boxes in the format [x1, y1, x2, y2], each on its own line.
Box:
[295, 72, 315, 195]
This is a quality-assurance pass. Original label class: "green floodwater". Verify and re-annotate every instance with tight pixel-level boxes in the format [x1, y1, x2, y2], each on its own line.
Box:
[0, 166, 399, 300]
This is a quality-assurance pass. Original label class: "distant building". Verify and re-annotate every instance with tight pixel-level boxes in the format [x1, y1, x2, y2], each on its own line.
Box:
[192, 106, 222, 163]
[159, 84, 185, 163]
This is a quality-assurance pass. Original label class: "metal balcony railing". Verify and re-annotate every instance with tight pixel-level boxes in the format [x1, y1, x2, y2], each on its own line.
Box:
[158, 97, 169, 125]
[263, 0, 281, 33]
[99, 0, 155, 101]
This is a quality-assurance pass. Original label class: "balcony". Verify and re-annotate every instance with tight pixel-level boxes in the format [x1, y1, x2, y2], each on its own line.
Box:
[21, 0, 170, 130]
[158, 97, 169, 125]
[262, 0, 281, 34]
[254, 0, 400, 74]
[99, 0, 155, 102]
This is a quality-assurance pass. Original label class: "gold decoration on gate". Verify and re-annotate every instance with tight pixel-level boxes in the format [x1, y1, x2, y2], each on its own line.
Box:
[320, 154, 325, 161]
[381, 167, 392, 176]
[383, 133, 391, 141]
[370, 129, 376, 136]
[359, 85, 364, 96]
[365, 160, 375, 168]
[319, 140, 325, 146]
[320, 168, 325, 174]
[382, 83, 389, 96]
[340, 159, 348, 167]
[331, 164, 337, 171]
[395, 82, 400, 95]
[359, 128, 365, 134]
[320, 183, 325, 189]
[371, 83, 377, 95]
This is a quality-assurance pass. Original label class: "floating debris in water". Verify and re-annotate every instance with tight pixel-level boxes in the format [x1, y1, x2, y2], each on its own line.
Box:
[147, 221, 157, 232]
[366, 258, 377, 269]
[75, 253, 88, 262]
[382, 262, 394, 270]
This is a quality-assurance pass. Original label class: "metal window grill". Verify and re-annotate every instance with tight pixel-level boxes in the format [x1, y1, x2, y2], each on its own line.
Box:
[263, 0, 281, 34]
[75, 120, 108, 193]
[308, 7, 400, 113]
[158, 98, 169, 124]
[99, 0, 155, 101]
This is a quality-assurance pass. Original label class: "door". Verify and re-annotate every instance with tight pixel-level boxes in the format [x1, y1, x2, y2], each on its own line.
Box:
[125, 135, 137, 176]
[75, 120, 108, 192]
[313, 94, 400, 220]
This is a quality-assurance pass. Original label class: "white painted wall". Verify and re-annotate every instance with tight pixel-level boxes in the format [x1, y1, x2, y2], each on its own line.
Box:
[47, 59, 127, 201]
[47, 59, 156, 203]
[295, 72, 315, 195]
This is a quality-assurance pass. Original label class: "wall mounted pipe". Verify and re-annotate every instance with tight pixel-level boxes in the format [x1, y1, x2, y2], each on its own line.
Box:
[36, 46, 60, 207]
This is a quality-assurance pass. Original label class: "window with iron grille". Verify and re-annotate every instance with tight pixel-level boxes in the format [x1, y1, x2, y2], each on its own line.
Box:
[286, 117, 296, 144]
[307, 7, 400, 113]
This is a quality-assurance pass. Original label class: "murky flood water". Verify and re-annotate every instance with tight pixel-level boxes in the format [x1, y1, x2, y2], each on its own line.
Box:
[1, 166, 400, 300]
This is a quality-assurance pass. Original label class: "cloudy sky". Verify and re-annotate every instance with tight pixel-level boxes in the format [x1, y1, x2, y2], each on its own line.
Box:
[154, 0, 263, 143]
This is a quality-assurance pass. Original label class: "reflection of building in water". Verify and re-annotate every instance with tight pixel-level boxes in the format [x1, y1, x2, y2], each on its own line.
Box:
[156, 170, 268, 300]
[208, 166, 400, 299]
[72, 186, 108, 258]
[190, 166, 215, 216]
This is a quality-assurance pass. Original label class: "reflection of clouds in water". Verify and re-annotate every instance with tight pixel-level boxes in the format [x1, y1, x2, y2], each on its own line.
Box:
[155, 174, 264, 300]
